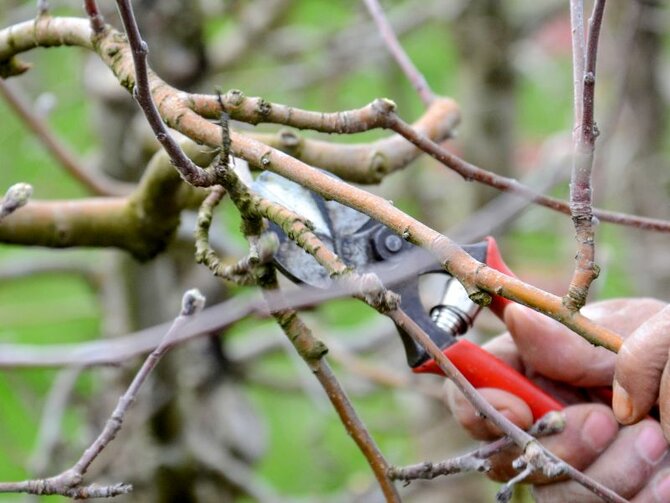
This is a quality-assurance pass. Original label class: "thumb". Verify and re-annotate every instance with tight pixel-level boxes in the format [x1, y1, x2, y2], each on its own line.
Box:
[504, 304, 615, 387]
[613, 305, 670, 428]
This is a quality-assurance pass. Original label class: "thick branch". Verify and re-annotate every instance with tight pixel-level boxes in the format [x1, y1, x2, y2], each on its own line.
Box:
[0, 141, 213, 259]
[247, 97, 459, 183]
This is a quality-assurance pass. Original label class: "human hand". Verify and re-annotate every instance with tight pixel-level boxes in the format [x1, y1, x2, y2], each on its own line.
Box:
[445, 299, 670, 501]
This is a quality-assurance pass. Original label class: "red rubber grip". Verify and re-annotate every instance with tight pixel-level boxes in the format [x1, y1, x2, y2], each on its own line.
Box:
[415, 339, 563, 420]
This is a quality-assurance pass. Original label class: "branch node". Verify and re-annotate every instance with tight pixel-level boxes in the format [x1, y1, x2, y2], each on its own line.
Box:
[260, 152, 272, 168]
[467, 289, 492, 307]
[0, 57, 32, 78]
[372, 97, 397, 115]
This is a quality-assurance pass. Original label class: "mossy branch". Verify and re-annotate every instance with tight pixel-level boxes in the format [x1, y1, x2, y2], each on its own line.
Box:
[0, 140, 214, 260]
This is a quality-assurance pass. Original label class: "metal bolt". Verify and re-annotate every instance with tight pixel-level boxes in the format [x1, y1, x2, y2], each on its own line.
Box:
[384, 234, 403, 253]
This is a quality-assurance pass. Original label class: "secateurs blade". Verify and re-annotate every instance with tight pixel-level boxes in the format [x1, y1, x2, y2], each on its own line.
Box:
[252, 171, 563, 420]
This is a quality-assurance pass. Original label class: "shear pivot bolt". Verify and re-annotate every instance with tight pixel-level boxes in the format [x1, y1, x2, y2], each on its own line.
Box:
[384, 234, 403, 253]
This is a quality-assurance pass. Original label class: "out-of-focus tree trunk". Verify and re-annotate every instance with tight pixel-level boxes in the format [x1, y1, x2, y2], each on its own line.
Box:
[452, 0, 517, 209]
[606, 0, 668, 298]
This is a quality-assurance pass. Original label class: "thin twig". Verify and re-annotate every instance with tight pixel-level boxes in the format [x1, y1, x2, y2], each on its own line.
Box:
[362, 0, 434, 106]
[564, 0, 607, 311]
[496, 466, 534, 503]
[387, 454, 489, 482]
[0, 289, 205, 498]
[83, 0, 105, 34]
[380, 110, 670, 232]
[73, 289, 205, 476]
[114, 0, 216, 187]
[260, 275, 400, 502]
[195, 185, 280, 285]
[0, 79, 130, 196]
[570, 0, 586, 123]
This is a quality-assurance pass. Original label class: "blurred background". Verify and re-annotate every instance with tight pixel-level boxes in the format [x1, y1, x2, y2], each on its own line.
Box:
[0, 0, 668, 501]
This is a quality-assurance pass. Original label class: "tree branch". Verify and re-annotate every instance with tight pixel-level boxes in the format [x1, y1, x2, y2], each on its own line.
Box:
[564, 0, 607, 311]
[206, 158, 400, 501]
[114, 0, 217, 187]
[0, 289, 206, 498]
[0, 140, 213, 259]
[83, 0, 105, 34]
[3, 15, 668, 232]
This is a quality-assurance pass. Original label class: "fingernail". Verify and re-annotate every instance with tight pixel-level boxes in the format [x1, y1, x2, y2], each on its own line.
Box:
[581, 410, 617, 453]
[612, 379, 634, 423]
[653, 470, 670, 502]
[635, 425, 668, 465]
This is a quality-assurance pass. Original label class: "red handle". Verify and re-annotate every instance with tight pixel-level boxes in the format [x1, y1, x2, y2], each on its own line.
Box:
[414, 339, 563, 420]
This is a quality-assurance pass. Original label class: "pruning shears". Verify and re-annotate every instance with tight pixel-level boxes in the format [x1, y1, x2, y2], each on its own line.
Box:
[252, 172, 563, 420]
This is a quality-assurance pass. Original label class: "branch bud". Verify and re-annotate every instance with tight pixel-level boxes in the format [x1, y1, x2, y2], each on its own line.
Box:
[181, 288, 206, 316]
[1, 182, 33, 218]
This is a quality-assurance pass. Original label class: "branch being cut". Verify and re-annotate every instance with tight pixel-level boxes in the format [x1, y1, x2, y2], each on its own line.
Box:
[219, 170, 624, 501]
[204, 158, 400, 501]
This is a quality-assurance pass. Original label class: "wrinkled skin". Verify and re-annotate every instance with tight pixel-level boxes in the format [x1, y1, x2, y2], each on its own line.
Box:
[446, 299, 670, 501]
